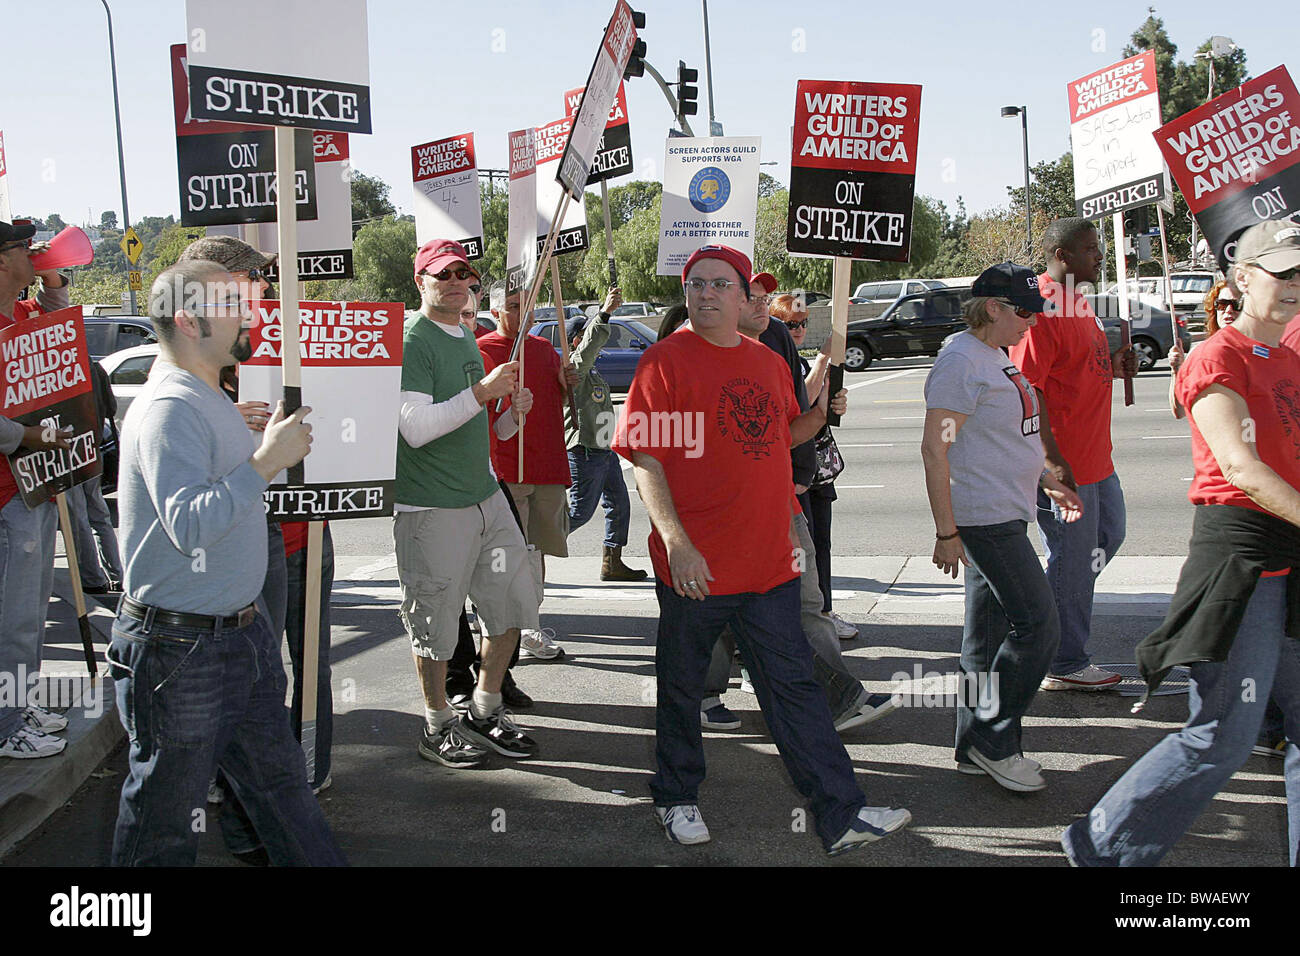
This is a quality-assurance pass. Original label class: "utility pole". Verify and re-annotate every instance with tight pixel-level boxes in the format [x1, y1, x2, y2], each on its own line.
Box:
[102, 0, 136, 314]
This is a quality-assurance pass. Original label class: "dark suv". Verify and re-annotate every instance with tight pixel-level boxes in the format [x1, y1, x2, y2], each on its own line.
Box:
[843, 287, 971, 372]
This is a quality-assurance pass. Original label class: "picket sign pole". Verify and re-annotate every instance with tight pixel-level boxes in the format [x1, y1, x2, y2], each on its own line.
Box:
[514, 190, 572, 483]
[274, 127, 321, 782]
[1110, 212, 1136, 407]
[825, 256, 852, 427]
[600, 178, 618, 286]
[1155, 205, 1181, 345]
[54, 493, 97, 677]
[551, 257, 579, 433]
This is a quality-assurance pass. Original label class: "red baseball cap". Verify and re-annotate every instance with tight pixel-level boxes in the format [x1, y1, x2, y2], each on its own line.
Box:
[414, 239, 479, 280]
[681, 244, 753, 291]
[750, 271, 777, 295]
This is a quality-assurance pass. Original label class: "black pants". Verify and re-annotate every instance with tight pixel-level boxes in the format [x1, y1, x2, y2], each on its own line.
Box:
[449, 478, 526, 689]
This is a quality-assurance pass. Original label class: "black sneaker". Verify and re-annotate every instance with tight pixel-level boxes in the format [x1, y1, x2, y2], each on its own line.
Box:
[502, 680, 534, 710]
[418, 718, 488, 768]
[459, 706, 538, 759]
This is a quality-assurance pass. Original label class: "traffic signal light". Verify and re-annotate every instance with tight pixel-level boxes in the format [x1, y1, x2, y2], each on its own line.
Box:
[676, 60, 699, 125]
[624, 11, 647, 80]
[1123, 206, 1151, 235]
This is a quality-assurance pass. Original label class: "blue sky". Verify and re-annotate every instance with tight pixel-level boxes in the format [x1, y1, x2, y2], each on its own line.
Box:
[5, 0, 1293, 227]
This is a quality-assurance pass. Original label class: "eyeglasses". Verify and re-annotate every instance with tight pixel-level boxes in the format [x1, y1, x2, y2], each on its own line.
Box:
[195, 298, 250, 316]
[784, 319, 808, 330]
[1215, 298, 1241, 312]
[424, 266, 477, 282]
[999, 300, 1035, 318]
[684, 277, 740, 293]
[1261, 265, 1300, 281]
[0, 241, 27, 254]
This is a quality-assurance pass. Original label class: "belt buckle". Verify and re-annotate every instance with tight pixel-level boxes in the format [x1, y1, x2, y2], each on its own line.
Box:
[237, 605, 255, 628]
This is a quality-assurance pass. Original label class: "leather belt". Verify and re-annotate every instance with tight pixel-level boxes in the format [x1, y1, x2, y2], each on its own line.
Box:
[120, 596, 257, 633]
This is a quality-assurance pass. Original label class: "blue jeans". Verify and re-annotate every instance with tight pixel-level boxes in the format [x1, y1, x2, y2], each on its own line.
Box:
[108, 608, 346, 866]
[285, 525, 334, 789]
[0, 496, 57, 740]
[1036, 471, 1125, 674]
[652, 578, 866, 849]
[956, 520, 1061, 762]
[260, 522, 288, 640]
[1063, 576, 1300, 866]
[567, 447, 631, 548]
[65, 475, 123, 588]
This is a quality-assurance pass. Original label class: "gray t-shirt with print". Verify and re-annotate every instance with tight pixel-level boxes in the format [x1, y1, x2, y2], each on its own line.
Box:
[925, 332, 1043, 526]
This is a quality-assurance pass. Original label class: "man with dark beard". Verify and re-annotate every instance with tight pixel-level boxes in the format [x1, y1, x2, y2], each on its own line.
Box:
[108, 260, 343, 865]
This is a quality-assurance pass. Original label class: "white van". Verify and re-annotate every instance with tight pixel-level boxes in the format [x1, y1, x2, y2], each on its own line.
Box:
[1105, 272, 1216, 317]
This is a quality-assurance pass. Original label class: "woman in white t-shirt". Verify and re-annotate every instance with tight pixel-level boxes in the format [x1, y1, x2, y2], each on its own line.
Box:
[921, 262, 1083, 793]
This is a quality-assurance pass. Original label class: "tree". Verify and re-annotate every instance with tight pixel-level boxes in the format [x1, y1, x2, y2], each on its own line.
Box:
[45, 213, 67, 233]
[349, 170, 396, 236]
[1006, 152, 1077, 224]
[758, 171, 784, 199]
[100, 210, 118, 230]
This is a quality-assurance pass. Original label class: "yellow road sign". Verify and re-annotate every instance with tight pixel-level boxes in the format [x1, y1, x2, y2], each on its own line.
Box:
[127, 270, 142, 292]
[120, 227, 143, 265]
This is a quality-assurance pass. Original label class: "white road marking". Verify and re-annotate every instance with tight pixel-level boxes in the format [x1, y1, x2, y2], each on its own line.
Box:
[846, 368, 922, 390]
[838, 484, 886, 489]
[882, 416, 925, 420]
[1141, 435, 1188, 440]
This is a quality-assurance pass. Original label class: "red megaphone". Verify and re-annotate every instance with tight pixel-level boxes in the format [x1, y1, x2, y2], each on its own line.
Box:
[28, 226, 95, 271]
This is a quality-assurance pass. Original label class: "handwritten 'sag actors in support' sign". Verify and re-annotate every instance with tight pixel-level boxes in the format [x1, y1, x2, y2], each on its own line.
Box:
[1156, 65, 1300, 268]
[1, 306, 100, 505]
[238, 300, 403, 520]
[1067, 51, 1168, 219]
[786, 80, 922, 262]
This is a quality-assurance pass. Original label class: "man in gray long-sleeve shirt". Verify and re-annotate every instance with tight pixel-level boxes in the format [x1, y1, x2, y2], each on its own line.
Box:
[108, 259, 344, 865]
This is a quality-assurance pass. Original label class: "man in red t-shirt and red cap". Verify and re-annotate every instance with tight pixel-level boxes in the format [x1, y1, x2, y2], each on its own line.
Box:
[613, 243, 911, 855]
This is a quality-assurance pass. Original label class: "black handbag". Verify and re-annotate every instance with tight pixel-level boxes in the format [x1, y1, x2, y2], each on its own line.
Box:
[811, 426, 844, 487]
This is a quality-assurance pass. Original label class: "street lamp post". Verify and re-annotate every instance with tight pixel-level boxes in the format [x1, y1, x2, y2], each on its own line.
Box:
[1002, 105, 1032, 263]
[102, 0, 136, 314]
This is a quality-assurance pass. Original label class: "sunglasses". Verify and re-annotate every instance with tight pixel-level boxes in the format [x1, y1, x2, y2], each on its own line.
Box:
[1215, 298, 1241, 312]
[784, 319, 808, 330]
[999, 300, 1035, 318]
[425, 266, 477, 282]
[1261, 265, 1300, 281]
[0, 241, 28, 253]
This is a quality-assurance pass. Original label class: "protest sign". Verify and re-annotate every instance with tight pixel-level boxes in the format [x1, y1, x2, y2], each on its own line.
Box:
[184, 0, 371, 134]
[1155, 65, 1300, 266]
[507, 128, 539, 296]
[786, 80, 922, 261]
[557, 0, 639, 200]
[411, 132, 483, 257]
[208, 131, 353, 278]
[1068, 52, 1168, 217]
[171, 43, 318, 228]
[0, 131, 10, 223]
[1, 307, 100, 507]
[536, 117, 590, 257]
[658, 137, 761, 275]
[239, 300, 402, 520]
[563, 82, 634, 183]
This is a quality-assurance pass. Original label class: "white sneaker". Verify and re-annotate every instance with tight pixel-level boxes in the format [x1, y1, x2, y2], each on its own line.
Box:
[0, 726, 66, 759]
[207, 779, 224, 804]
[1040, 665, 1122, 691]
[22, 705, 68, 734]
[520, 627, 564, 661]
[312, 774, 333, 795]
[967, 748, 1046, 792]
[828, 611, 860, 641]
[828, 806, 911, 855]
[655, 804, 711, 845]
[834, 693, 899, 732]
[958, 754, 1041, 776]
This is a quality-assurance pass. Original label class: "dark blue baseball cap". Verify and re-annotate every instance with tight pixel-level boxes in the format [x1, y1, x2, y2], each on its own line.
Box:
[971, 261, 1049, 313]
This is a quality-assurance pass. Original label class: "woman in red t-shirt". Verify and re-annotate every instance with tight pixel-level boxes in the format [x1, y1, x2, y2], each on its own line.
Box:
[1064, 220, 1300, 866]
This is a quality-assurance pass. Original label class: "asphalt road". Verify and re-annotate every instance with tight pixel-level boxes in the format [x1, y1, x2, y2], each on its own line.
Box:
[9, 353, 1291, 870]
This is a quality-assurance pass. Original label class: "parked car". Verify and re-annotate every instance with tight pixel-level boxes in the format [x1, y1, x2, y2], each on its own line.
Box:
[83, 316, 157, 362]
[610, 302, 666, 318]
[850, 278, 947, 307]
[532, 305, 586, 323]
[100, 343, 160, 431]
[528, 317, 657, 391]
[777, 290, 830, 307]
[1104, 271, 1216, 319]
[843, 286, 972, 372]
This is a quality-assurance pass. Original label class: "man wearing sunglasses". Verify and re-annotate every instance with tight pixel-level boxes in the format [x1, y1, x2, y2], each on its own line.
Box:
[395, 239, 539, 766]
[1009, 218, 1138, 692]
[0, 219, 80, 760]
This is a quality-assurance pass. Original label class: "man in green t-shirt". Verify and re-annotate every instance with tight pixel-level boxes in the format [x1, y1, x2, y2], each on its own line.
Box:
[395, 239, 542, 766]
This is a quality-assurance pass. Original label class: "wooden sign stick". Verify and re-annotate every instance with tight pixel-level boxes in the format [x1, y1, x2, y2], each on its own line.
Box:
[825, 256, 852, 426]
[274, 127, 321, 783]
[1155, 205, 1180, 345]
[1110, 212, 1136, 407]
[55, 492, 97, 677]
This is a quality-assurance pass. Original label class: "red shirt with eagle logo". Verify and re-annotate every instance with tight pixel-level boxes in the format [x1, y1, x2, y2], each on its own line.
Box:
[1178, 324, 1300, 514]
[612, 328, 800, 595]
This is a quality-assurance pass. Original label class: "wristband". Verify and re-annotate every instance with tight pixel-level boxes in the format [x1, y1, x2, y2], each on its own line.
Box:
[936, 530, 960, 541]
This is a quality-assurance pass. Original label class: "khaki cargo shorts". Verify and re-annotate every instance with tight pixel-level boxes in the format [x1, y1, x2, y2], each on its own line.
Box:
[504, 482, 570, 557]
[393, 490, 540, 660]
